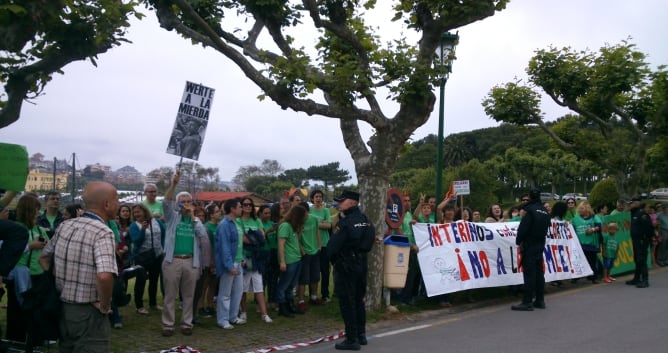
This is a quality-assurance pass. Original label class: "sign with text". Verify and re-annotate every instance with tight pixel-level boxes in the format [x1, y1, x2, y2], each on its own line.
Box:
[0, 143, 29, 192]
[414, 220, 593, 296]
[385, 188, 405, 234]
[453, 180, 470, 195]
[166, 81, 216, 160]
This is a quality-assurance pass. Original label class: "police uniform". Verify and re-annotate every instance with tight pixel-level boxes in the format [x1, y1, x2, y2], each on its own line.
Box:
[627, 197, 654, 288]
[327, 190, 372, 350]
[512, 189, 551, 311]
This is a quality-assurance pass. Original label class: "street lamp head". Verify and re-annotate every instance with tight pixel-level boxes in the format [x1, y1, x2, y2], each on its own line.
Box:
[435, 31, 459, 77]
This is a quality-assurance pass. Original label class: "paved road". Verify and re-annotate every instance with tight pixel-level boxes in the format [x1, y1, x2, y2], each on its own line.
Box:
[304, 268, 667, 353]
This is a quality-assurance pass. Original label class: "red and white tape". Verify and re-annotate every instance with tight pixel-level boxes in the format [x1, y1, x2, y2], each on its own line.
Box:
[246, 331, 345, 353]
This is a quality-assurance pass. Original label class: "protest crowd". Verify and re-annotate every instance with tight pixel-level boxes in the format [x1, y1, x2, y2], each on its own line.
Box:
[1, 180, 666, 352]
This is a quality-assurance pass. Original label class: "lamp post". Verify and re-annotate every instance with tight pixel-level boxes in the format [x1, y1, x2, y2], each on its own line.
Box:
[435, 31, 459, 202]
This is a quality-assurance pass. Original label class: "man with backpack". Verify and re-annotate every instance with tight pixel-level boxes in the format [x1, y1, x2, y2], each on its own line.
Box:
[328, 190, 375, 351]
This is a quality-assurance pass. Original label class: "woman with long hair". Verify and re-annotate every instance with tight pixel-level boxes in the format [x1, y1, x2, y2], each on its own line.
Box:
[485, 204, 505, 223]
[237, 197, 272, 323]
[130, 203, 164, 314]
[6, 195, 49, 342]
[276, 205, 307, 317]
[116, 204, 132, 269]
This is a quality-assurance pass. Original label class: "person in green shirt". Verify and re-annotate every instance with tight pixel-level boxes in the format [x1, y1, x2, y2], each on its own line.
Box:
[276, 205, 307, 318]
[236, 198, 272, 324]
[295, 202, 322, 312]
[572, 201, 602, 283]
[564, 198, 578, 222]
[602, 222, 619, 283]
[142, 183, 164, 221]
[6, 194, 49, 342]
[309, 190, 333, 302]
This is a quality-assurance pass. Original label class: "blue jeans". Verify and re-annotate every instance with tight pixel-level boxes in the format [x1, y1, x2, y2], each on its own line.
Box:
[216, 263, 243, 325]
[276, 261, 302, 304]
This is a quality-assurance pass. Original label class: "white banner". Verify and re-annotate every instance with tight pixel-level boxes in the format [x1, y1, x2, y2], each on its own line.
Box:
[414, 220, 593, 296]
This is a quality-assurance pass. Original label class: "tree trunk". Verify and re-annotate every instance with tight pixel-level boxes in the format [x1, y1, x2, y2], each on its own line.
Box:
[357, 171, 390, 311]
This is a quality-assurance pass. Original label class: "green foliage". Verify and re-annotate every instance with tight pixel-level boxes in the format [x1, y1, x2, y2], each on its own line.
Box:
[307, 162, 350, 189]
[0, 0, 142, 128]
[483, 40, 664, 197]
[589, 177, 619, 210]
[482, 81, 542, 125]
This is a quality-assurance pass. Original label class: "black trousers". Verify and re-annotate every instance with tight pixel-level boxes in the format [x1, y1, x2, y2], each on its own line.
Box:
[400, 250, 421, 303]
[134, 258, 161, 308]
[521, 253, 545, 304]
[319, 247, 331, 299]
[334, 263, 367, 340]
[632, 236, 649, 282]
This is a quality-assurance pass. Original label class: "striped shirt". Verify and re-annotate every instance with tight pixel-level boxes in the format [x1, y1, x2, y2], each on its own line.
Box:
[42, 213, 118, 304]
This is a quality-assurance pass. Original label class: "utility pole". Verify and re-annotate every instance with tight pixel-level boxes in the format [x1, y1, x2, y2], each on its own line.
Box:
[71, 153, 76, 198]
[53, 157, 57, 190]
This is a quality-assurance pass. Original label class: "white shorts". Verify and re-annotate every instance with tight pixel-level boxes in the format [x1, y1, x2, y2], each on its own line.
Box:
[243, 270, 264, 293]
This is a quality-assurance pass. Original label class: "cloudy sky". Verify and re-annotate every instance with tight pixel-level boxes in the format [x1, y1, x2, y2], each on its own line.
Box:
[1, 0, 666, 182]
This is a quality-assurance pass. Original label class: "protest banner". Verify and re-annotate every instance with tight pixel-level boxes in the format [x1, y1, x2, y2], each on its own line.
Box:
[414, 220, 593, 296]
[453, 180, 470, 195]
[166, 81, 216, 161]
[0, 142, 29, 192]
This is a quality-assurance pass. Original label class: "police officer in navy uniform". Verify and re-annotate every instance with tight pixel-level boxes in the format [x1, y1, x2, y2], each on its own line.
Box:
[328, 190, 374, 350]
[512, 188, 551, 311]
[626, 196, 654, 288]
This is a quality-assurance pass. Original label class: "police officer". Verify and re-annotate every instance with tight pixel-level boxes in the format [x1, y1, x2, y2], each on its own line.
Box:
[512, 188, 551, 311]
[626, 196, 654, 288]
[328, 190, 374, 350]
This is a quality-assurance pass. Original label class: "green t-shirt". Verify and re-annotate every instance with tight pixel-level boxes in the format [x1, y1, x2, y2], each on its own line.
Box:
[278, 222, 301, 265]
[310, 206, 331, 247]
[418, 213, 436, 223]
[174, 217, 194, 255]
[564, 209, 577, 222]
[262, 220, 277, 250]
[301, 214, 320, 255]
[402, 211, 415, 245]
[143, 200, 164, 217]
[603, 234, 619, 259]
[16, 224, 48, 275]
[572, 215, 599, 247]
[205, 221, 217, 247]
[108, 220, 120, 244]
[236, 217, 263, 258]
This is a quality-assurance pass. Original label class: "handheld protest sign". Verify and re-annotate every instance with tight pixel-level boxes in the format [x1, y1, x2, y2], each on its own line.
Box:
[385, 188, 404, 235]
[166, 81, 216, 161]
[0, 143, 29, 192]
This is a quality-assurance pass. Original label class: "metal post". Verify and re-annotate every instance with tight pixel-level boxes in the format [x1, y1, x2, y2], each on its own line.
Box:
[435, 78, 446, 201]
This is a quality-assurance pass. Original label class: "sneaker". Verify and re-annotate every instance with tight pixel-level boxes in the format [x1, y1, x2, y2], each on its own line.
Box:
[309, 298, 323, 305]
[219, 322, 234, 329]
[261, 314, 273, 323]
[323, 297, 331, 303]
[231, 317, 246, 325]
[199, 308, 212, 318]
[113, 322, 123, 329]
[609, 276, 616, 281]
[162, 328, 174, 337]
[604, 278, 612, 283]
[136, 308, 149, 315]
[181, 327, 193, 336]
[150, 305, 163, 311]
[297, 301, 308, 313]
[511, 303, 534, 311]
[239, 312, 247, 322]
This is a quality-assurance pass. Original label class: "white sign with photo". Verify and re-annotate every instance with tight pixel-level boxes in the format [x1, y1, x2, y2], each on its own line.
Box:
[166, 81, 216, 160]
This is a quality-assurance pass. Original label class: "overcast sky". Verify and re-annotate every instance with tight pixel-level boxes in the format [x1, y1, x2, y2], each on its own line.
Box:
[1, 0, 666, 182]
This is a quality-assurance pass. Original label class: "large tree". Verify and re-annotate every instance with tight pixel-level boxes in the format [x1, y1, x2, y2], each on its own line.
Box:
[147, 0, 508, 309]
[0, 0, 142, 128]
[482, 41, 667, 197]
